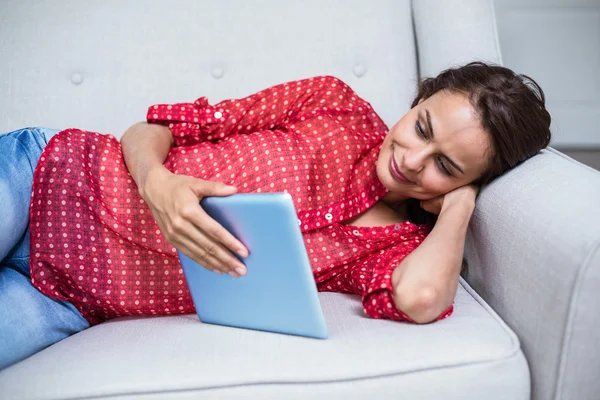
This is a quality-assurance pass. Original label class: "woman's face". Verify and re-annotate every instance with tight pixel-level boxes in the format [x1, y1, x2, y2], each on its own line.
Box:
[376, 90, 490, 202]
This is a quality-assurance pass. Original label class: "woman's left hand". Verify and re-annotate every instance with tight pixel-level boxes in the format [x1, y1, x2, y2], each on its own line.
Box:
[419, 184, 480, 215]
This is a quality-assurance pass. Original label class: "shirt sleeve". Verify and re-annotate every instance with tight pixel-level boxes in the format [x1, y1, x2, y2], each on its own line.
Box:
[146, 75, 382, 147]
[361, 251, 455, 324]
[323, 235, 454, 324]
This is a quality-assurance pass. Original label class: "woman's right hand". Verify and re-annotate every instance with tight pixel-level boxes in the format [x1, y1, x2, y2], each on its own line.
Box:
[139, 166, 249, 278]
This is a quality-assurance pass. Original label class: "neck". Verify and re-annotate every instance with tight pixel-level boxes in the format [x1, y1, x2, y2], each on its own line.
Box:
[382, 190, 408, 206]
[380, 192, 409, 219]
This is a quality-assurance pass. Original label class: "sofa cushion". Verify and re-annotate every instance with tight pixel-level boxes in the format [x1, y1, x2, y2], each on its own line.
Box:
[0, 276, 528, 400]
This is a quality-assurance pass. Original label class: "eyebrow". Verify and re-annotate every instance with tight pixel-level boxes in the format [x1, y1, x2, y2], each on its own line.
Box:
[425, 109, 465, 175]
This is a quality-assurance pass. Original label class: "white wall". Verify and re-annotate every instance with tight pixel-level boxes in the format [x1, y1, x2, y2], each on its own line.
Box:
[493, 0, 600, 148]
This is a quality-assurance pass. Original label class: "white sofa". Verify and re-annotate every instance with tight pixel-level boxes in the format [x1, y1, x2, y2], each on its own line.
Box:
[1, 1, 599, 399]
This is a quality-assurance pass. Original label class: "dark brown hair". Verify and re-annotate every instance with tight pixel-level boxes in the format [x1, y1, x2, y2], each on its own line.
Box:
[405, 61, 552, 227]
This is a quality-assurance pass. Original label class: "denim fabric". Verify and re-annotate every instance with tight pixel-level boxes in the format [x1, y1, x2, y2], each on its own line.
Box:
[0, 127, 90, 370]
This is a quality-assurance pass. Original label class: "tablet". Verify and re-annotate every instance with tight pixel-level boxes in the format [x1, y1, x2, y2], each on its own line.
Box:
[177, 192, 328, 339]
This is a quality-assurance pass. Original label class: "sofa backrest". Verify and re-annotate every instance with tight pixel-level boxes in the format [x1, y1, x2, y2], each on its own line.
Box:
[0, 0, 501, 138]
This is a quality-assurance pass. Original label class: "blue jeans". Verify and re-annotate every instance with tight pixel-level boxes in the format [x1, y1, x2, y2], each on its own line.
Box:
[0, 127, 90, 370]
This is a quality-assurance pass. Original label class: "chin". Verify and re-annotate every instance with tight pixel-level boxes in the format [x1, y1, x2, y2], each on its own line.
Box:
[376, 159, 409, 195]
[376, 175, 408, 203]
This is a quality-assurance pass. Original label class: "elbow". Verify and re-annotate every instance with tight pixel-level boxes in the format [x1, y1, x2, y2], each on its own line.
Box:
[399, 286, 445, 324]
[121, 122, 173, 146]
[121, 122, 147, 143]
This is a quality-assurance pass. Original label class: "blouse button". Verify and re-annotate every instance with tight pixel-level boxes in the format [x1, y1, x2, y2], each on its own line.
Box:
[352, 230, 360, 236]
[213, 111, 223, 119]
[297, 219, 301, 226]
[394, 224, 401, 230]
[324, 213, 333, 221]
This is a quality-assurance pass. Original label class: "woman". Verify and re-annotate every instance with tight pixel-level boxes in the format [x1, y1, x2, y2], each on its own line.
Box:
[0, 62, 551, 369]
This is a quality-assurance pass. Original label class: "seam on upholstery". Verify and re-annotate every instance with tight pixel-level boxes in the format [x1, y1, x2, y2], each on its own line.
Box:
[554, 237, 600, 400]
[543, 147, 600, 176]
[409, 0, 421, 80]
[59, 349, 526, 400]
[487, 0, 504, 64]
[457, 276, 521, 351]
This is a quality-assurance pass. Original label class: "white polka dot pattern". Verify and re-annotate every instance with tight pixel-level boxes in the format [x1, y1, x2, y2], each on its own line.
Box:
[29, 75, 454, 325]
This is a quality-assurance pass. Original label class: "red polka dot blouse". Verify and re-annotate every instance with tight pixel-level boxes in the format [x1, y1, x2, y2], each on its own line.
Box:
[29, 75, 454, 325]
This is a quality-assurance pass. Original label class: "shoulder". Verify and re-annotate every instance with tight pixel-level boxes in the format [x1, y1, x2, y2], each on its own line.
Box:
[294, 75, 364, 102]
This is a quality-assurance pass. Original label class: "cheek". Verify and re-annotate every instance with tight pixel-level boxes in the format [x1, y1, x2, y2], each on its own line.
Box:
[392, 119, 440, 157]
[394, 125, 414, 147]
[419, 171, 455, 198]
[389, 115, 415, 146]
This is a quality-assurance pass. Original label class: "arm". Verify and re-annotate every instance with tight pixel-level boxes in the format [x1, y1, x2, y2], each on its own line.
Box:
[120, 121, 173, 196]
[318, 232, 453, 324]
[392, 193, 476, 324]
[361, 247, 455, 324]
[145, 75, 380, 147]
[120, 122, 249, 276]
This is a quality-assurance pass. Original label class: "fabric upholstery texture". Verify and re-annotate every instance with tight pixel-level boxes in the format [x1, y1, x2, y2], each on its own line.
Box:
[463, 148, 600, 400]
[0, 280, 529, 400]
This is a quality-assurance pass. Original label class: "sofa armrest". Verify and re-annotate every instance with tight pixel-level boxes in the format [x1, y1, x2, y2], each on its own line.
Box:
[462, 147, 600, 400]
[411, 0, 503, 77]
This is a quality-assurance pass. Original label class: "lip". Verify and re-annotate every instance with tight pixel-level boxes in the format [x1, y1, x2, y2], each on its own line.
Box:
[389, 153, 414, 184]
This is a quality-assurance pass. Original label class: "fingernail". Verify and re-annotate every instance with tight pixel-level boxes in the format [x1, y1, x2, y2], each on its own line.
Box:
[228, 271, 239, 278]
[235, 265, 246, 276]
[237, 248, 248, 258]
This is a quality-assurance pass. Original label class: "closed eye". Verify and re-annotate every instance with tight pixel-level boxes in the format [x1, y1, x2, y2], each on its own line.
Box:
[415, 120, 453, 177]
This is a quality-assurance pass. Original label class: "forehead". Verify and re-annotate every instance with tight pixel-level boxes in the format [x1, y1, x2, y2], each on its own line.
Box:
[421, 91, 490, 175]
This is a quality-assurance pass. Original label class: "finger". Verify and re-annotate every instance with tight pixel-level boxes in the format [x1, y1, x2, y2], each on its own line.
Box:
[175, 221, 247, 276]
[193, 179, 237, 197]
[186, 206, 249, 259]
[170, 238, 224, 275]
[176, 234, 243, 277]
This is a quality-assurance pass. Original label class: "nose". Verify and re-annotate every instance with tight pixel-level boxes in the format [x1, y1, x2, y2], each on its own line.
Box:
[402, 146, 426, 173]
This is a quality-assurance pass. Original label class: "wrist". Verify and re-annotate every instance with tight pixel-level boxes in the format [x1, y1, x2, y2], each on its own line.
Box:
[138, 165, 172, 200]
[439, 198, 475, 219]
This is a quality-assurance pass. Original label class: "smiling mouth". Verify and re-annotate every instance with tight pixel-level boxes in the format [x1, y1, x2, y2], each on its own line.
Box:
[389, 153, 414, 184]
